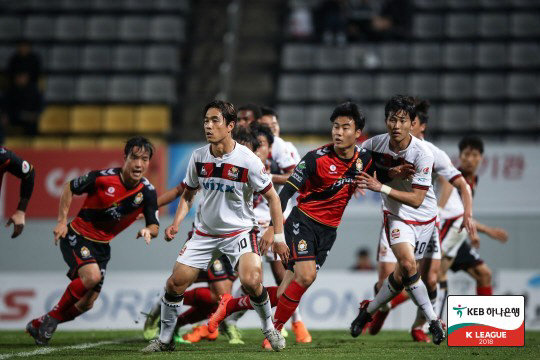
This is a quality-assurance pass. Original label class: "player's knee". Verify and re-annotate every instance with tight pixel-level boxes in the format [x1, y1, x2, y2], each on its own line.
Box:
[239, 271, 262, 292]
[77, 300, 95, 312]
[166, 275, 187, 294]
[295, 270, 316, 288]
[399, 259, 417, 277]
[81, 271, 102, 289]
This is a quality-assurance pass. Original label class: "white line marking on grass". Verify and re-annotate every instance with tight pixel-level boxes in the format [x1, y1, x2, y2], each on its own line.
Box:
[0, 338, 133, 359]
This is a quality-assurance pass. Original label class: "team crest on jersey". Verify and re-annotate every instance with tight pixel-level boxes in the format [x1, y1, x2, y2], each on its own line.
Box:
[422, 167, 430, 174]
[228, 166, 239, 180]
[356, 158, 363, 172]
[213, 259, 223, 272]
[80, 246, 91, 258]
[298, 239, 308, 253]
[200, 166, 207, 176]
[133, 192, 143, 205]
[391, 229, 400, 239]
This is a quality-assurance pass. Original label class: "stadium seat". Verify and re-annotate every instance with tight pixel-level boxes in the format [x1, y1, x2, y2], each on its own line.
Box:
[278, 75, 309, 101]
[135, 106, 171, 134]
[0, 46, 12, 69]
[157, 0, 190, 11]
[479, 14, 509, 38]
[472, 105, 506, 131]
[103, 106, 135, 133]
[32, 137, 65, 149]
[345, 45, 373, 69]
[50, 46, 79, 71]
[508, 73, 538, 99]
[305, 105, 335, 132]
[411, 43, 442, 69]
[448, 0, 480, 8]
[88, 16, 117, 40]
[0, 17, 21, 39]
[314, 46, 346, 69]
[98, 137, 128, 149]
[380, 43, 409, 69]
[477, 43, 507, 68]
[70, 106, 103, 133]
[33, 46, 49, 70]
[76, 76, 108, 102]
[282, 44, 314, 69]
[443, 43, 474, 68]
[4, 137, 31, 148]
[145, 46, 179, 72]
[120, 17, 150, 41]
[65, 137, 98, 149]
[24, 16, 54, 40]
[512, 0, 540, 7]
[109, 76, 140, 102]
[446, 14, 478, 38]
[511, 13, 540, 37]
[442, 74, 473, 100]
[343, 75, 374, 100]
[275, 105, 306, 132]
[510, 43, 540, 67]
[480, 0, 507, 7]
[60, 0, 93, 10]
[364, 103, 386, 133]
[475, 74, 506, 99]
[112, 46, 143, 70]
[91, 0, 123, 10]
[414, 0, 445, 9]
[150, 17, 185, 42]
[440, 105, 472, 131]
[141, 76, 176, 102]
[409, 74, 440, 99]
[55, 16, 86, 40]
[39, 106, 70, 134]
[506, 104, 538, 130]
[375, 75, 407, 100]
[413, 15, 444, 39]
[45, 76, 76, 102]
[310, 75, 342, 101]
[125, 0, 156, 10]
[81, 46, 112, 71]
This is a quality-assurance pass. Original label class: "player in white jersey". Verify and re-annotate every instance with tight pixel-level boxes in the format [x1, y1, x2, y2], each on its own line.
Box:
[142, 101, 289, 353]
[368, 98, 476, 341]
[350, 95, 445, 345]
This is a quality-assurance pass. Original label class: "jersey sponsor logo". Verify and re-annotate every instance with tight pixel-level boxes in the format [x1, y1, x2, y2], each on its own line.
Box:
[329, 164, 337, 174]
[133, 192, 143, 205]
[297, 161, 306, 170]
[227, 166, 239, 180]
[202, 180, 235, 193]
[104, 205, 122, 221]
[73, 174, 89, 188]
[142, 178, 155, 190]
[292, 222, 300, 235]
[391, 228, 400, 239]
[80, 246, 91, 258]
[422, 167, 430, 175]
[291, 172, 303, 182]
[330, 177, 355, 191]
[22, 161, 30, 174]
[106, 186, 115, 196]
[68, 234, 77, 246]
[298, 239, 308, 253]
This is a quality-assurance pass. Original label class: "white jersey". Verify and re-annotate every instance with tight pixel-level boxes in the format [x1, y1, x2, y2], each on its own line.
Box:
[440, 187, 465, 220]
[285, 141, 301, 163]
[423, 140, 462, 184]
[182, 143, 272, 235]
[363, 134, 437, 223]
[271, 136, 296, 172]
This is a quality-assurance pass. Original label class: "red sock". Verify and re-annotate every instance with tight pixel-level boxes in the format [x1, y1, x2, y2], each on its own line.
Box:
[183, 287, 215, 307]
[476, 286, 493, 295]
[177, 305, 217, 327]
[390, 291, 408, 308]
[48, 278, 89, 322]
[224, 286, 280, 316]
[55, 305, 83, 323]
[273, 281, 306, 331]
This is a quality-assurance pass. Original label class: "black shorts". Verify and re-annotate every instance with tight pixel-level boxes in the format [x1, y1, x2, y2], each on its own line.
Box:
[60, 226, 110, 291]
[450, 241, 484, 273]
[285, 207, 337, 271]
[195, 255, 237, 283]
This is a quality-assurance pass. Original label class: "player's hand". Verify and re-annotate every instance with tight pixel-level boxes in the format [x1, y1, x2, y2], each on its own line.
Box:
[53, 222, 68, 245]
[6, 210, 25, 238]
[488, 227, 509, 243]
[165, 225, 178, 242]
[136, 213, 144, 220]
[259, 227, 274, 256]
[137, 227, 152, 245]
[460, 214, 478, 240]
[272, 240, 290, 265]
[355, 171, 382, 192]
[388, 164, 415, 180]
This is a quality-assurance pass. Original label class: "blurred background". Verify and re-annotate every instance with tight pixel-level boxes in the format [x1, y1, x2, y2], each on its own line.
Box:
[0, 0, 539, 330]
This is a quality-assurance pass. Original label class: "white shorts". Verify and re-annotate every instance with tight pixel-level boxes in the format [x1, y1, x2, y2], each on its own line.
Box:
[177, 228, 258, 270]
[377, 212, 439, 262]
[439, 216, 468, 258]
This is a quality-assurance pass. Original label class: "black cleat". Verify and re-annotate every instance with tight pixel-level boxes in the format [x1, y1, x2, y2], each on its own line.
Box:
[26, 319, 47, 346]
[38, 314, 58, 345]
[350, 300, 373, 338]
[428, 319, 446, 345]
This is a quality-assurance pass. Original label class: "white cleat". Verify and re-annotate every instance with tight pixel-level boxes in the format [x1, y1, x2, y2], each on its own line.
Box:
[263, 328, 286, 352]
[141, 339, 175, 353]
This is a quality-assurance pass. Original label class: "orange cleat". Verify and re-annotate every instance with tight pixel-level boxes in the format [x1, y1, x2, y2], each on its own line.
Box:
[262, 338, 272, 351]
[411, 327, 431, 343]
[368, 309, 390, 335]
[208, 294, 232, 333]
[292, 321, 312, 343]
[182, 325, 208, 343]
[206, 326, 219, 341]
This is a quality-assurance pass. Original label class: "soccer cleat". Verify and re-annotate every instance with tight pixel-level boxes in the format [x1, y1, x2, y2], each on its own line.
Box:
[182, 325, 208, 343]
[350, 300, 373, 338]
[428, 319, 446, 345]
[142, 308, 161, 341]
[292, 321, 312, 343]
[26, 319, 46, 346]
[220, 322, 244, 345]
[263, 328, 286, 352]
[207, 293, 232, 333]
[281, 327, 289, 338]
[262, 338, 272, 351]
[206, 326, 219, 341]
[173, 333, 192, 345]
[411, 327, 431, 343]
[368, 309, 390, 335]
[37, 314, 58, 345]
[141, 339, 175, 353]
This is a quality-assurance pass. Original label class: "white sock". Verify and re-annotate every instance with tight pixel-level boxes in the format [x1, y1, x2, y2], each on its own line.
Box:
[291, 307, 302, 323]
[158, 294, 183, 343]
[405, 279, 437, 322]
[367, 274, 402, 314]
[224, 286, 247, 326]
[436, 282, 448, 319]
[249, 287, 274, 332]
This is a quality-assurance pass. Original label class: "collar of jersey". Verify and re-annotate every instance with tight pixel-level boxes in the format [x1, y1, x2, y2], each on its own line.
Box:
[208, 141, 237, 160]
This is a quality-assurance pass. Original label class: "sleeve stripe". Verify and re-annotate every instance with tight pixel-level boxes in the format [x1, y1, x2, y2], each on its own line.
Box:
[282, 165, 296, 172]
[259, 182, 273, 195]
[181, 181, 199, 190]
[449, 174, 463, 183]
[412, 184, 430, 190]
[286, 181, 299, 190]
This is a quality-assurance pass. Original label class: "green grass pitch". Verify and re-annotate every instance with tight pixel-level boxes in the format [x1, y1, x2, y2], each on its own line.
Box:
[0, 330, 538, 359]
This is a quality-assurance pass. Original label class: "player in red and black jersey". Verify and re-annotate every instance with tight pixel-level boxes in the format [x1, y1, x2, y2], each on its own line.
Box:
[0, 146, 35, 238]
[26, 137, 159, 346]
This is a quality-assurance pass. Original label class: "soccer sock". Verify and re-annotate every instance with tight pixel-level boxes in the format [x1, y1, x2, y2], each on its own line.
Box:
[249, 287, 274, 332]
[390, 291, 408, 309]
[56, 305, 83, 324]
[158, 291, 183, 344]
[412, 286, 437, 329]
[183, 287, 215, 307]
[476, 285, 493, 295]
[273, 281, 307, 331]
[224, 286, 247, 325]
[291, 307, 302, 323]
[437, 280, 448, 319]
[48, 278, 89, 322]
[404, 273, 437, 322]
[367, 273, 403, 314]
[373, 282, 390, 312]
[176, 305, 217, 328]
[429, 285, 439, 316]
[225, 286, 279, 315]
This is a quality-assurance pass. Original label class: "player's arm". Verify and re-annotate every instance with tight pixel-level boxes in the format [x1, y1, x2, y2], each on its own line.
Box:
[157, 183, 185, 208]
[272, 138, 297, 185]
[271, 167, 294, 185]
[450, 175, 478, 242]
[164, 186, 197, 241]
[475, 221, 508, 244]
[260, 185, 289, 263]
[358, 172, 429, 208]
[437, 176, 454, 209]
[137, 187, 160, 244]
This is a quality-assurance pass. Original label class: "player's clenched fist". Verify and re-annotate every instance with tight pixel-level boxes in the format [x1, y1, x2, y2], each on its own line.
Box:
[53, 222, 68, 245]
[165, 225, 178, 241]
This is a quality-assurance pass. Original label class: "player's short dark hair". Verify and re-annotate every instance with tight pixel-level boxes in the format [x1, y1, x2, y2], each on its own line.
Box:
[414, 98, 430, 125]
[204, 100, 237, 125]
[238, 103, 262, 120]
[250, 122, 274, 146]
[233, 127, 259, 151]
[125, 136, 154, 159]
[260, 106, 278, 119]
[330, 101, 365, 130]
[459, 136, 484, 155]
[385, 95, 416, 122]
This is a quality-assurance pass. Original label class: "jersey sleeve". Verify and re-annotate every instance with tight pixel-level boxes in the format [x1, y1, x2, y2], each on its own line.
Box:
[70, 170, 99, 195]
[182, 153, 199, 190]
[2, 148, 33, 179]
[412, 152, 434, 190]
[361, 138, 373, 151]
[273, 137, 296, 172]
[433, 147, 462, 183]
[142, 186, 159, 227]
[286, 151, 317, 191]
[248, 157, 273, 194]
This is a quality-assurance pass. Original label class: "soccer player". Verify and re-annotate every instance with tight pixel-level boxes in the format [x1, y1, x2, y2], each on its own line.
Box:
[0, 146, 35, 238]
[435, 136, 508, 316]
[235, 103, 262, 129]
[26, 137, 159, 345]
[349, 95, 446, 345]
[207, 102, 411, 341]
[259, 106, 301, 163]
[368, 98, 476, 342]
[141, 100, 289, 353]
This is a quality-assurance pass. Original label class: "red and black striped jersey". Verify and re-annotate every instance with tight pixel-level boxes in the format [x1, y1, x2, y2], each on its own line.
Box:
[0, 147, 35, 211]
[286, 143, 386, 228]
[69, 168, 159, 243]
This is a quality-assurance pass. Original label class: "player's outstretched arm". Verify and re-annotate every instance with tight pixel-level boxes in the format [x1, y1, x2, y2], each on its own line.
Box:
[137, 224, 159, 245]
[53, 183, 73, 245]
[165, 187, 197, 241]
[261, 186, 289, 264]
[452, 176, 478, 241]
[476, 221, 508, 243]
[271, 168, 294, 185]
[356, 171, 428, 208]
[157, 184, 184, 208]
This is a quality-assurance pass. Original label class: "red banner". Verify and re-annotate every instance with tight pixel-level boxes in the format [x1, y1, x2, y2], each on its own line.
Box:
[2, 147, 166, 218]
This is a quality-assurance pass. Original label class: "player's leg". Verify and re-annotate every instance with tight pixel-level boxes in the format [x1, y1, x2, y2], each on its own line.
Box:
[466, 262, 493, 295]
